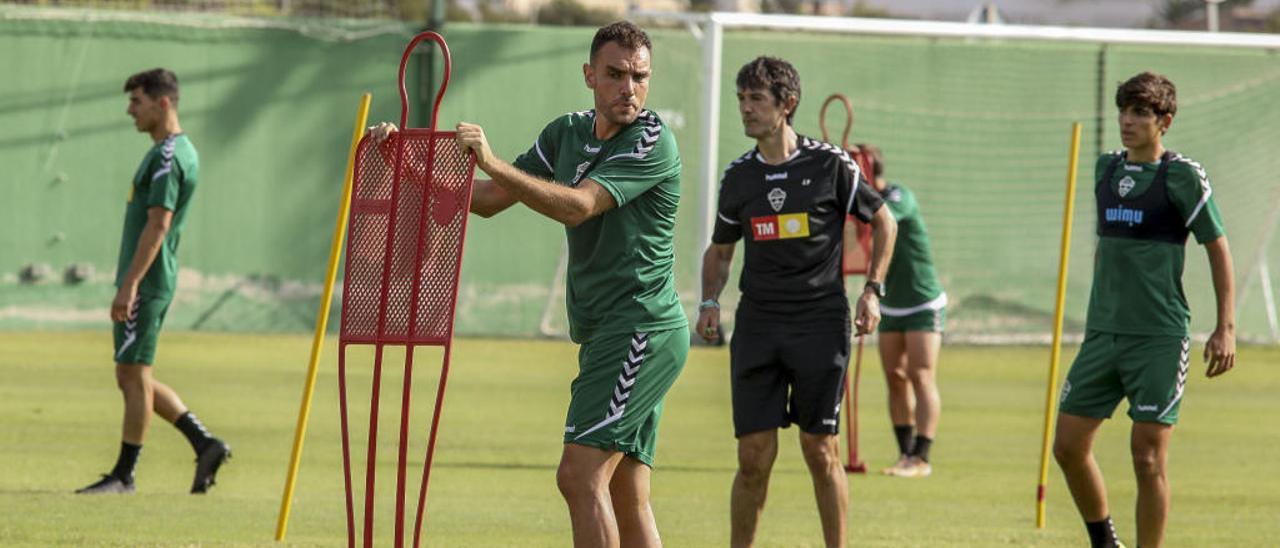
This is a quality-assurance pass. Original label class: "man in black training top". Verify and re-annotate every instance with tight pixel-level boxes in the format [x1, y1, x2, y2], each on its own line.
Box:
[697, 56, 897, 548]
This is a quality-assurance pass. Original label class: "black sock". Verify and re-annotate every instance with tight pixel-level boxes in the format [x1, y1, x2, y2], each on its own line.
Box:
[110, 441, 141, 483]
[1084, 515, 1120, 548]
[175, 411, 214, 455]
[909, 435, 932, 462]
[892, 424, 914, 456]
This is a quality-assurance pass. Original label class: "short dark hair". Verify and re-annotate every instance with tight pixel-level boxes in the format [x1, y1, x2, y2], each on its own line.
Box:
[1116, 71, 1176, 118]
[736, 56, 801, 124]
[123, 68, 179, 104]
[856, 143, 884, 178]
[590, 21, 652, 62]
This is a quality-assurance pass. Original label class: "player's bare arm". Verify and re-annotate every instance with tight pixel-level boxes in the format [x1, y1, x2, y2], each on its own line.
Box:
[456, 121, 617, 227]
[855, 204, 897, 335]
[697, 243, 736, 342]
[1204, 235, 1236, 378]
[365, 121, 516, 217]
[468, 180, 517, 218]
[112, 206, 172, 322]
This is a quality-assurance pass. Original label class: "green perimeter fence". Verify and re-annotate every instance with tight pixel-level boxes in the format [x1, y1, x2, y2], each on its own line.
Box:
[3, 5, 1279, 342]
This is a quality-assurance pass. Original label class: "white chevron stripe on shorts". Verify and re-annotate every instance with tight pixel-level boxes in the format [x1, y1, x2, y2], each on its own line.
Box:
[1157, 337, 1191, 420]
[575, 332, 649, 441]
[115, 298, 141, 361]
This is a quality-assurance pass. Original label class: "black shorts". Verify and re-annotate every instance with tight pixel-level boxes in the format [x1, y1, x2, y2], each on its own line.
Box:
[729, 322, 850, 438]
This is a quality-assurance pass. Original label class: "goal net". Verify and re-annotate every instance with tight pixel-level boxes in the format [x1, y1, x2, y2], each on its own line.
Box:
[639, 12, 1280, 344]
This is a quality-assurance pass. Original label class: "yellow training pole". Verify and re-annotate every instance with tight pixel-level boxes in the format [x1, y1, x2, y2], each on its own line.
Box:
[275, 92, 372, 541]
[1037, 122, 1083, 529]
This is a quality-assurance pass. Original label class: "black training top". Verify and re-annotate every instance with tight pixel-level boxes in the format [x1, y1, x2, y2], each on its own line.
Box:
[713, 135, 884, 330]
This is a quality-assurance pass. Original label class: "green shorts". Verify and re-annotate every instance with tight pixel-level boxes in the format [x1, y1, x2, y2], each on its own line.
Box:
[563, 326, 689, 467]
[1059, 330, 1190, 425]
[879, 306, 946, 333]
[113, 294, 172, 365]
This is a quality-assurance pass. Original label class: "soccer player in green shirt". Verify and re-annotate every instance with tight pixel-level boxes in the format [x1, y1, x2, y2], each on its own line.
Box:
[857, 144, 947, 479]
[77, 69, 230, 495]
[1053, 72, 1237, 548]
[375, 21, 686, 546]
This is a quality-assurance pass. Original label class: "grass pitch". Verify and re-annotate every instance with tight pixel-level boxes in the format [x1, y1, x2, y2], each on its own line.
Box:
[1, 331, 1277, 546]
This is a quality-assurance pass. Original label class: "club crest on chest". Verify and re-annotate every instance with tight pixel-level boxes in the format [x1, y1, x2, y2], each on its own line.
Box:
[767, 187, 786, 212]
[1118, 175, 1136, 198]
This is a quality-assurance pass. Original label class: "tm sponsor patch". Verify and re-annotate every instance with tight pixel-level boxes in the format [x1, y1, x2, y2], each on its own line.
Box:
[751, 213, 810, 241]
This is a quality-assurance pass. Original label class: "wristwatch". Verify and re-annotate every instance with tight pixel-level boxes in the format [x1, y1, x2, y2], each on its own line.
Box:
[698, 299, 720, 312]
[863, 280, 885, 298]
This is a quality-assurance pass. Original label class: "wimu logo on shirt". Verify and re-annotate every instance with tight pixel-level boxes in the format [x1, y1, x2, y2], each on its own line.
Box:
[1105, 205, 1145, 226]
[751, 213, 810, 241]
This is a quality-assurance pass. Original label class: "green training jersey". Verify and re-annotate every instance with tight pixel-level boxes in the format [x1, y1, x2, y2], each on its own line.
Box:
[879, 183, 945, 313]
[513, 109, 686, 343]
[115, 134, 199, 299]
[1085, 150, 1225, 336]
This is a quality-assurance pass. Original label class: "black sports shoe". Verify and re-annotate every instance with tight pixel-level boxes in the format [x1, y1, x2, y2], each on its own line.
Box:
[76, 474, 135, 495]
[190, 438, 231, 494]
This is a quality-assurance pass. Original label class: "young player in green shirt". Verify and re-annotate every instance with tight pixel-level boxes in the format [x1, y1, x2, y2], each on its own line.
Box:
[858, 144, 947, 479]
[1053, 72, 1237, 548]
[77, 69, 230, 495]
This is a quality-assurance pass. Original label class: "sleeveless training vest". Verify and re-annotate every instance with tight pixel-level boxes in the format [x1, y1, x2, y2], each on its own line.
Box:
[1096, 150, 1188, 245]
